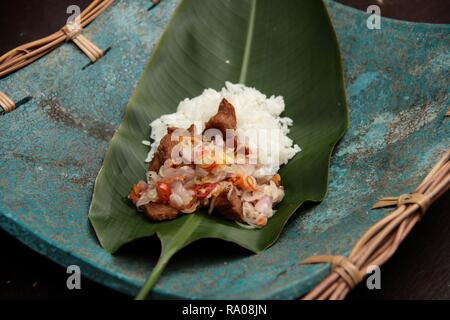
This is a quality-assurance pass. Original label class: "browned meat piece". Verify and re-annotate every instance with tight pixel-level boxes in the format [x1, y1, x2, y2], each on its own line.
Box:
[204, 98, 237, 137]
[148, 125, 196, 172]
[143, 203, 179, 221]
[214, 187, 243, 221]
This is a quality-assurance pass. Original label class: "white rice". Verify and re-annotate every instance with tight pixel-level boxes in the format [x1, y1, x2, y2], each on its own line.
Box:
[145, 82, 301, 177]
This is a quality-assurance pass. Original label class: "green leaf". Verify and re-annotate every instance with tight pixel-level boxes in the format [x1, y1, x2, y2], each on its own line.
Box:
[89, 0, 348, 299]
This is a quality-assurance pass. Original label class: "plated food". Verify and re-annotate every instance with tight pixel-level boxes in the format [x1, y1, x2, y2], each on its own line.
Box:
[129, 83, 300, 228]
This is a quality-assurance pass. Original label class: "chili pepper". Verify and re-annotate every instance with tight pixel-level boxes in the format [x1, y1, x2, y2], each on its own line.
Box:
[271, 174, 281, 186]
[194, 183, 217, 199]
[233, 175, 257, 191]
[129, 184, 142, 204]
[156, 182, 171, 202]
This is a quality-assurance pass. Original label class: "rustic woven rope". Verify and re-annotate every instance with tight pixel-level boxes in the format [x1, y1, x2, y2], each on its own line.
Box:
[0, 0, 113, 78]
[302, 256, 363, 289]
[61, 22, 103, 62]
[301, 150, 450, 300]
[0, 91, 16, 113]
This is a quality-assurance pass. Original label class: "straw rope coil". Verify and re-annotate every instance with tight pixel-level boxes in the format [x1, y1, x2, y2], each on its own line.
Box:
[301, 150, 450, 300]
[0, 0, 113, 79]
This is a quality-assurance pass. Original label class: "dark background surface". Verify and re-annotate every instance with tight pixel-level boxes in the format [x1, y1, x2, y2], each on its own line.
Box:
[0, 0, 449, 300]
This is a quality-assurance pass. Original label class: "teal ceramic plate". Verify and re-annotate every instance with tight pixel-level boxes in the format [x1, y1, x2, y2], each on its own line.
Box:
[0, 0, 448, 299]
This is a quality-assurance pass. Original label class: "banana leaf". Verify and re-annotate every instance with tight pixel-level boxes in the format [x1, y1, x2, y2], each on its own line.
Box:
[89, 0, 348, 299]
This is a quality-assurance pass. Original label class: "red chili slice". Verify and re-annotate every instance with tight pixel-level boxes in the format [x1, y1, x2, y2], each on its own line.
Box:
[156, 182, 171, 202]
[129, 184, 142, 204]
[194, 183, 217, 199]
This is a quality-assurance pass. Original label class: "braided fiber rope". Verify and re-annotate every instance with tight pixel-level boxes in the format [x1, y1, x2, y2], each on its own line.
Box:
[0, 91, 16, 113]
[0, 0, 113, 79]
[301, 150, 450, 300]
